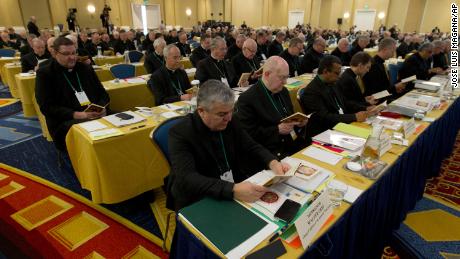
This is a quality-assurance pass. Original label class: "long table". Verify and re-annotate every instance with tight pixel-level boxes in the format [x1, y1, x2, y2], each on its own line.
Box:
[174, 94, 460, 258]
[2, 63, 21, 98]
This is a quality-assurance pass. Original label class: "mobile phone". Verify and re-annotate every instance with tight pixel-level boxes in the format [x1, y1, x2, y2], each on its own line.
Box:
[274, 199, 301, 223]
[115, 112, 134, 120]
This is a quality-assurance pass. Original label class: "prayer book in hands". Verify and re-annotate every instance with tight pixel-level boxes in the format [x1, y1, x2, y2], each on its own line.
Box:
[280, 112, 312, 123]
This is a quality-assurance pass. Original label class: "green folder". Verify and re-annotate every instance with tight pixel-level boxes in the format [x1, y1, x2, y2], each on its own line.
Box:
[285, 81, 303, 89]
[333, 122, 371, 139]
[179, 198, 268, 255]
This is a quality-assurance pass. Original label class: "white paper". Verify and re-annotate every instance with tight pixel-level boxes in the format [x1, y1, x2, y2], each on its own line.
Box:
[302, 146, 343, 165]
[19, 72, 35, 77]
[282, 157, 334, 193]
[422, 117, 436, 122]
[125, 77, 146, 84]
[343, 183, 363, 204]
[102, 111, 146, 127]
[88, 128, 123, 139]
[158, 103, 182, 111]
[79, 120, 108, 132]
[161, 111, 180, 118]
[401, 75, 417, 83]
[286, 78, 300, 84]
[185, 68, 197, 74]
[372, 90, 391, 99]
[0, 57, 15, 60]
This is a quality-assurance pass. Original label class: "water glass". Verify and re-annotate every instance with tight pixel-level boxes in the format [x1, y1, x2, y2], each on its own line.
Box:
[326, 180, 348, 208]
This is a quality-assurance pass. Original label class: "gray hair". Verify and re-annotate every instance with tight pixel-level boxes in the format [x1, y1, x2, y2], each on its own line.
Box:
[419, 42, 433, 52]
[357, 35, 370, 43]
[197, 80, 235, 110]
[378, 38, 396, 51]
[289, 37, 303, 47]
[153, 38, 166, 48]
[31, 38, 44, 47]
[432, 40, 444, 48]
[210, 37, 226, 50]
[163, 44, 179, 58]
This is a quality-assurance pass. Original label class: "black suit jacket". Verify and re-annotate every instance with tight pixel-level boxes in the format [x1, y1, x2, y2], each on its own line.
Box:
[267, 40, 283, 57]
[231, 52, 260, 85]
[350, 45, 364, 57]
[168, 112, 276, 210]
[142, 38, 154, 53]
[114, 40, 135, 54]
[19, 44, 32, 57]
[176, 42, 191, 57]
[399, 52, 433, 82]
[331, 48, 351, 66]
[300, 48, 324, 74]
[256, 43, 268, 60]
[226, 44, 242, 60]
[396, 42, 411, 58]
[35, 59, 109, 150]
[362, 55, 394, 96]
[21, 52, 50, 72]
[195, 56, 238, 87]
[143, 52, 164, 74]
[300, 76, 360, 137]
[27, 22, 40, 37]
[432, 53, 448, 70]
[235, 81, 305, 160]
[85, 41, 109, 57]
[190, 46, 209, 67]
[279, 49, 300, 77]
[336, 68, 369, 109]
[148, 66, 191, 105]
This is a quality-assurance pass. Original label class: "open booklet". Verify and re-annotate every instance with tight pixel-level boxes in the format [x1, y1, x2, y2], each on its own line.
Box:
[84, 103, 109, 113]
[280, 112, 313, 124]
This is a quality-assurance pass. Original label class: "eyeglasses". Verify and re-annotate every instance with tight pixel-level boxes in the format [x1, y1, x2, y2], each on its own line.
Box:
[56, 50, 77, 56]
[244, 47, 257, 53]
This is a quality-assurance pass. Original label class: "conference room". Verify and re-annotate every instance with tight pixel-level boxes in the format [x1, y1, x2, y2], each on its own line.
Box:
[0, 0, 458, 258]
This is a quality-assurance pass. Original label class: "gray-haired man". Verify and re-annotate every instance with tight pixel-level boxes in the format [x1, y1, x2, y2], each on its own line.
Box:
[167, 79, 290, 210]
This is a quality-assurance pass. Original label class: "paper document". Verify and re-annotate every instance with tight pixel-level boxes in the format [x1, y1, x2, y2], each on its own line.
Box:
[158, 103, 182, 111]
[343, 183, 363, 204]
[333, 123, 371, 139]
[19, 72, 35, 77]
[125, 77, 146, 84]
[161, 111, 180, 118]
[185, 68, 197, 74]
[401, 75, 417, 83]
[302, 146, 343, 165]
[88, 128, 124, 140]
[313, 130, 366, 151]
[79, 120, 108, 132]
[102, 111, 146, 127]
[372, 90, 391, 99]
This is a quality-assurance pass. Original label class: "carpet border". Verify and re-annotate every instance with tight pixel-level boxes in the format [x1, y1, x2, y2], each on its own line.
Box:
[0, 163, 164, 248]
[423, 193, 460, 212]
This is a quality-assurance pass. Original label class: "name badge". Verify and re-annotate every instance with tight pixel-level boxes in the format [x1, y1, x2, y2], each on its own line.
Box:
[221, 77, 230, 87]
[338, 107, 344, 115]
[220, 170, 234, 183]
[75, 91, 90, 106]
[261, 54, 267, 60]
[294, 70, 298, 77]
[290, 130, 297, 141]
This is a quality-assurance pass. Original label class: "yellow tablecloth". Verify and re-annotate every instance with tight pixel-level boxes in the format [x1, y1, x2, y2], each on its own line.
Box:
[0, 57, 20, 83]
[180, 58, 193, 69]
[65, 105, 185, 203]
[364, 48, 378, 57]
[179, 93, 456, 258]
[2, 64, 21, 98]
[93, 56, 124, 66]
[102, 79, 154, 112]
[15, 74, 37, 117]
[285, 74, 315, 113]
[94, 62, 147, 82]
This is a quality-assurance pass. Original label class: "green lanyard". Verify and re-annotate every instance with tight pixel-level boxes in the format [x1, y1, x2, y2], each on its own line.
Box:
[219, 132, 230, 171]
[260, 80, 288, 117]
[246, 58, 257, 71]
[170, 79, 183, 95]
[63, 72, 83, 92]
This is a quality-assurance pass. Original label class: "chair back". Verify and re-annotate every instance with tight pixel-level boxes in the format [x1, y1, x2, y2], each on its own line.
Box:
[0, 49, 16, 57]
[128, 50, 143, 63]
[149, 116, 183, 165]
[388, 63, 404, 86]
[110, 64, 135, 79]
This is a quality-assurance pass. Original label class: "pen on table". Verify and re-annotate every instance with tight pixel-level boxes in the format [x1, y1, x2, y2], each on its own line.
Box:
[268, 225, 289, 243]
[165, 104, 172, 109]
[129, 125, 146, 130]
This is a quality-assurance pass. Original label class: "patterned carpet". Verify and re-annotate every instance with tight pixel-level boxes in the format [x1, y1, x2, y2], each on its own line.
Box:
[0, 112, 42, 149]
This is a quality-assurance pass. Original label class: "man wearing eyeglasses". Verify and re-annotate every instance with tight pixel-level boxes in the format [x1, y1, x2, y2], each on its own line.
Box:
[167, 79, 290, 210]
[231, 39, 262, 86]
[300, 55, 369, 137]
[35, 36, 110, 151]
[299, 37, 325, 74]
[279, 37, 304, 77]
[235, 56, 308, 163]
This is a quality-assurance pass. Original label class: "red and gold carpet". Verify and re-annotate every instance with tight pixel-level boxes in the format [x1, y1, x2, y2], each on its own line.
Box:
[0, 163, 169, 258]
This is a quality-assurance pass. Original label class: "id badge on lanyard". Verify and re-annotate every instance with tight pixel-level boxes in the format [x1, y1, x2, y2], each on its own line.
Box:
[220, 170, 234, 183]
[338, 107, 344, 114]
[75, 91, 90, 106]
[221, 77, 230, 87]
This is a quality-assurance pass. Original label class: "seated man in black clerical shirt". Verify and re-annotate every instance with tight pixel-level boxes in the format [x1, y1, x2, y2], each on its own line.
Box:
[232, 38, 262, 86]
[279, 37, 303, 77]
[175, 31, 191, 57]
[144, 38, 166, 74]
[300, 55, 370, 137]
[195, 37, 237, 87]
[21, 38, 50, 72]
[235, 56, 308, 161]
[190, 34, 211, 67]
[300, 37, 326, 74]
[267, 31, 285, 57]
[148, 44, 192, 105]
[167, 80, 290, 210]
[331, 38, 352, 66]
[35, 37, 110, 151]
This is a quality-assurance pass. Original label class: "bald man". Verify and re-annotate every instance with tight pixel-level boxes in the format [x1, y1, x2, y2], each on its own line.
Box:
[300, 37, 326, 74]
[235, 56, 308, 162]
[231, 38, 262, 86]
[331, 38, 351, 66]
[21, 38, 50, 72]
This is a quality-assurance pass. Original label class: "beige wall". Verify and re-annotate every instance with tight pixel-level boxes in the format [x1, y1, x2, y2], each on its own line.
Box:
[0, 0, 455, 33]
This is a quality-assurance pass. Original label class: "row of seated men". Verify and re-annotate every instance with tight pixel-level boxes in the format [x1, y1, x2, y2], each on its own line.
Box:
[33, 32, 448, 211]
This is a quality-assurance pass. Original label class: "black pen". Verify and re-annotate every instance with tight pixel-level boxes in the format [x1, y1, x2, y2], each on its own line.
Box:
[268, 225, 289, 243]
[129, 125, 146, 130]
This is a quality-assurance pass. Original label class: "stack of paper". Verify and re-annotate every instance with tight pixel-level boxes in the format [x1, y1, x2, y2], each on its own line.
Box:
[313, 129, 367, 151]
[388, 94, 441, 116]
[414, 80, 442, 92]
[302, 146, 344, 165]
[365, 116, 404, 131]
[102, 111, 146, 127]
[124, 77, 146, 84]
[333, 123, 371, 139]
[78, 120, 108, 132]
[88, 128, 124, 140]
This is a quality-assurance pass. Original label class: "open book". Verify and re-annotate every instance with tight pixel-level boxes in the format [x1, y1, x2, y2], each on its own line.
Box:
[84, 103, 109, 113]
[237, 72, 252, 87]
[280, 112, 312, 123]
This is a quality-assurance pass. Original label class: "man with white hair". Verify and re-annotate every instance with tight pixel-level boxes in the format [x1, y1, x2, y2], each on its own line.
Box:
[144, 38, 166, 74]
[232, 38, 262, 85]
[148, 44, 191, 105]
[331, 38, 351, 66]
[300, 37, 326, 74]
[21, 38, 50, 72]
[195, 37, 237, 87]
[235, 56, 308, 160]
[167, 79, 290, 210]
